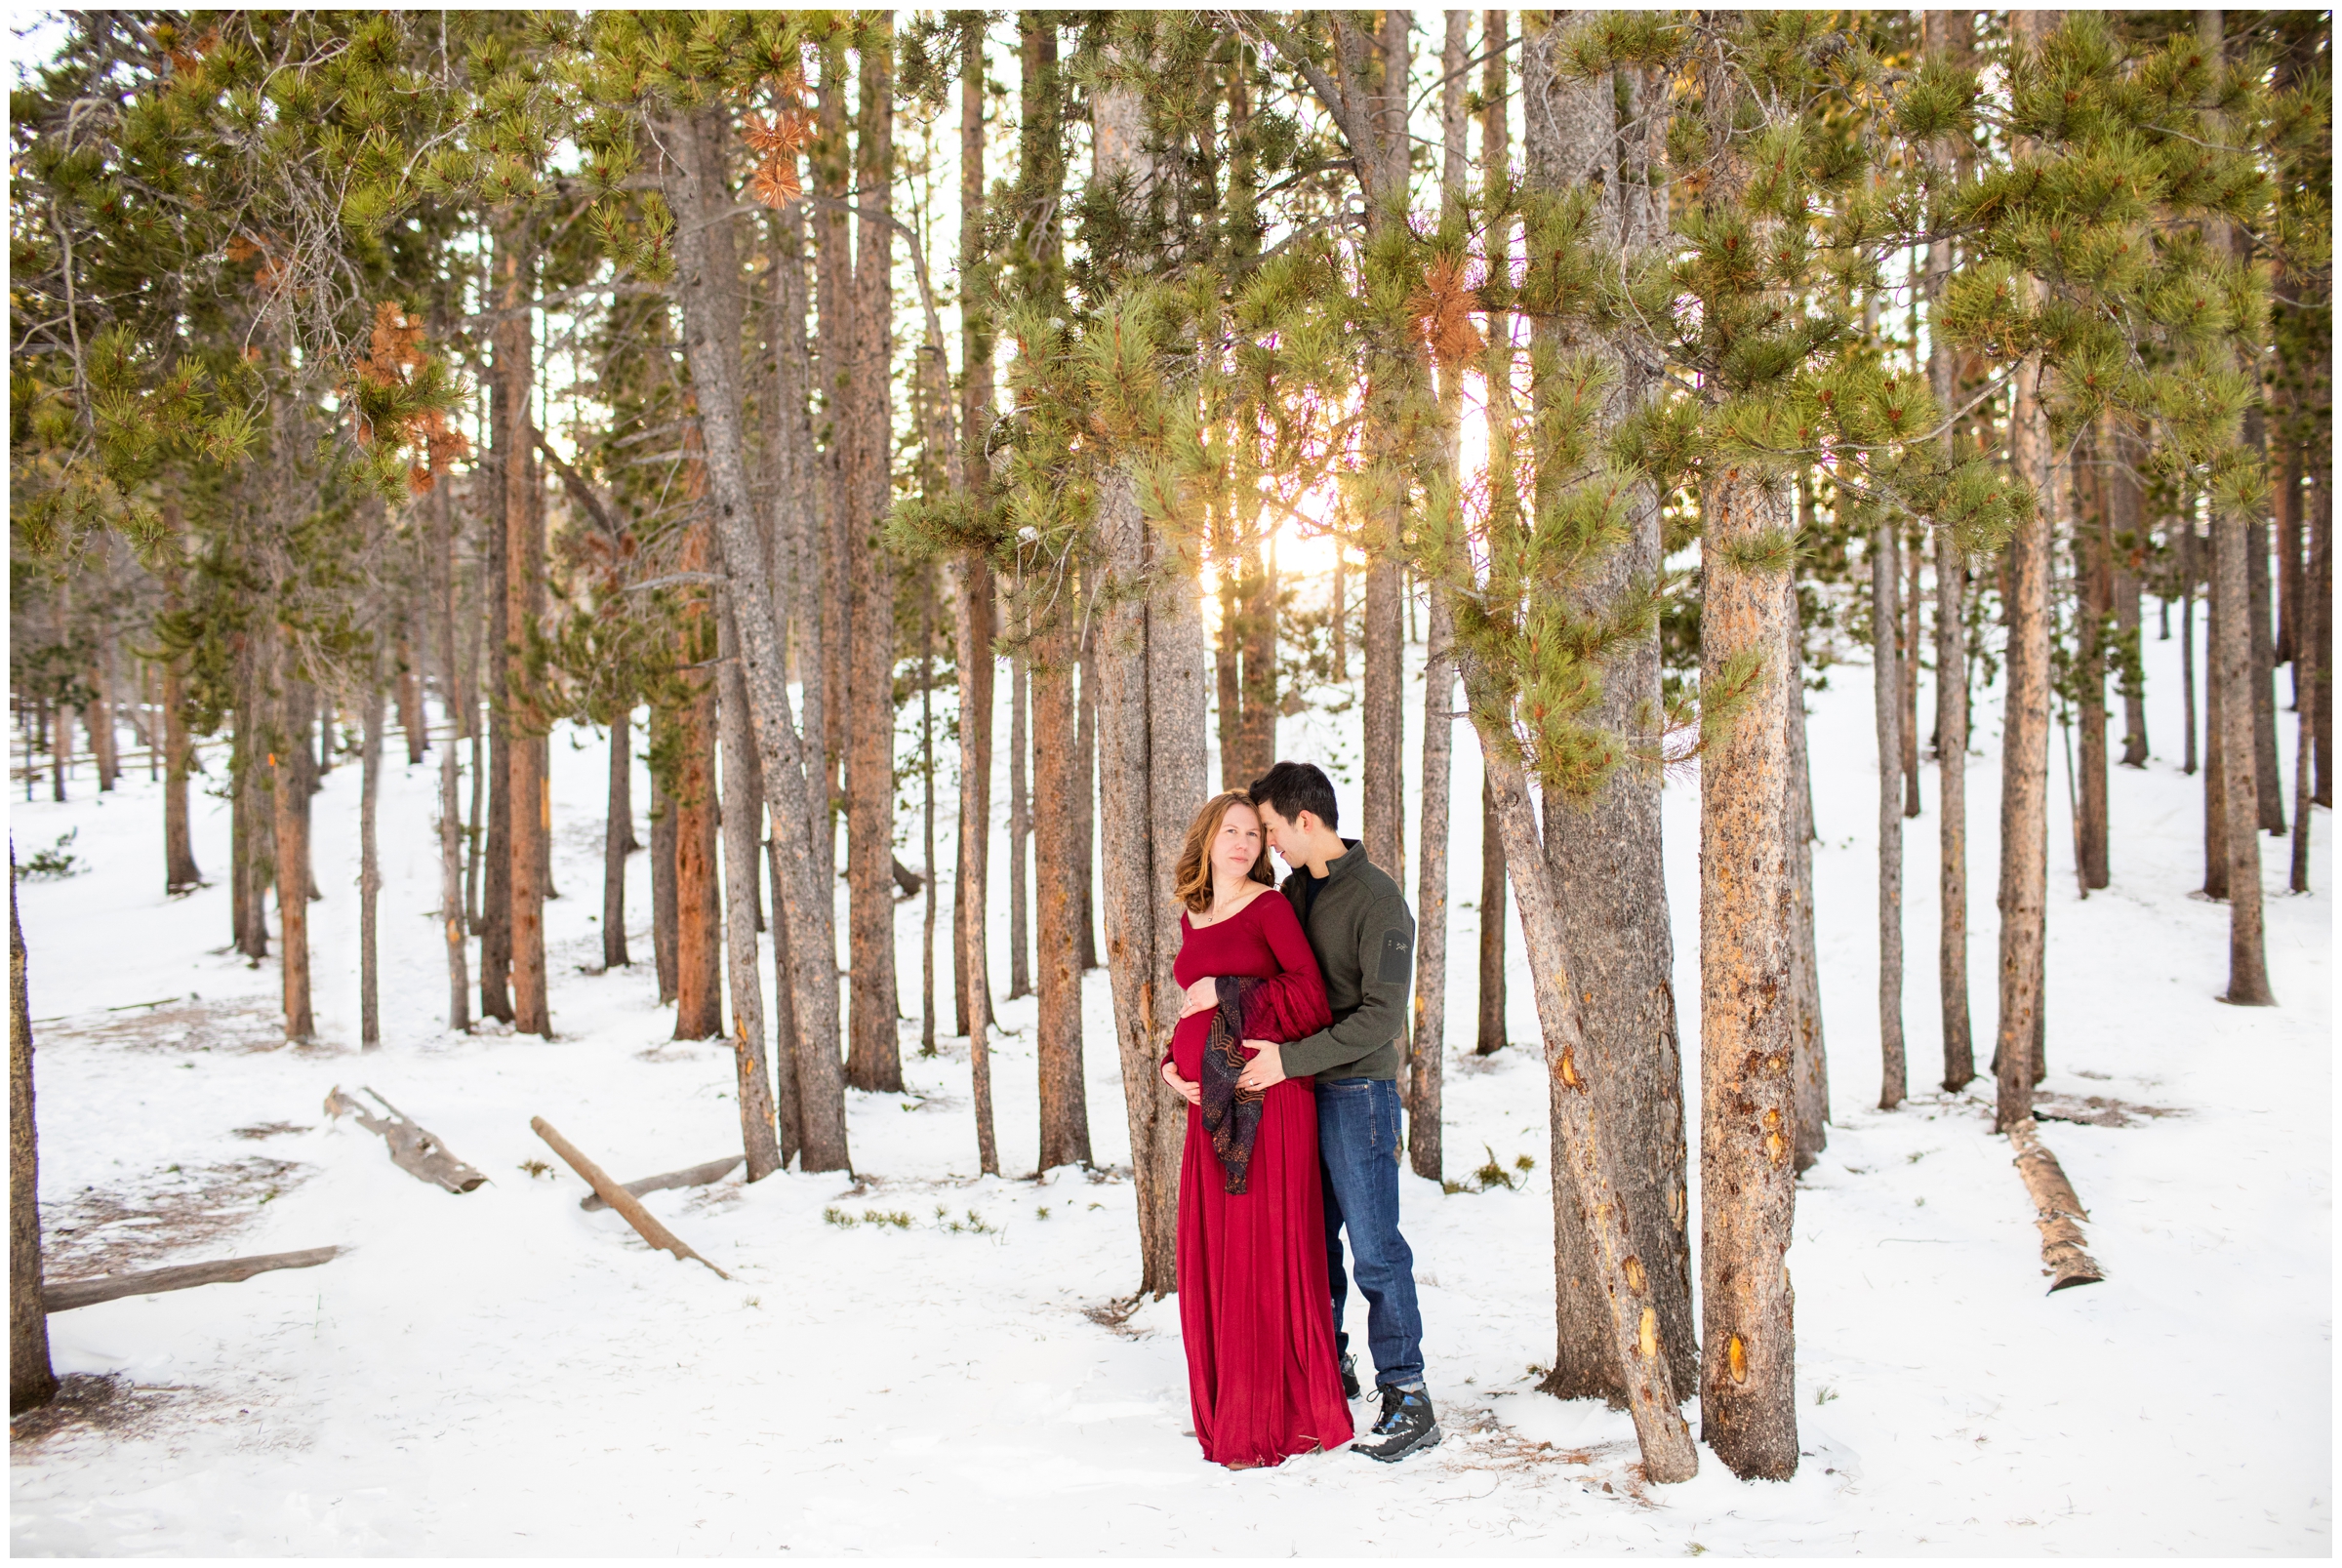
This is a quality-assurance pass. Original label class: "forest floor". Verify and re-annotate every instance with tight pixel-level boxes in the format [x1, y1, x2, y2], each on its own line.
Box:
[8, 614, 2330, 1555]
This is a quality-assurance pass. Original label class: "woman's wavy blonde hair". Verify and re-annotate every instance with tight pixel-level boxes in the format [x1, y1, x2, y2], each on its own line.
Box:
[1172, 791, 1276, 914]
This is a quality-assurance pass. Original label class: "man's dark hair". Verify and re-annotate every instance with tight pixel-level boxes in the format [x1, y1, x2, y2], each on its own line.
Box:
[1248, 760, 1339, 831]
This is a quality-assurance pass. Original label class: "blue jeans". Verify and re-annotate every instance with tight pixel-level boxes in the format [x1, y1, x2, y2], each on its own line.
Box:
[1315, 1076, 1426, 1390]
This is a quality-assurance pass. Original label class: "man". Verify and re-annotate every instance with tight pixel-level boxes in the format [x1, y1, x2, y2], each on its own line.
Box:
[1233, 759, 1438, 1463]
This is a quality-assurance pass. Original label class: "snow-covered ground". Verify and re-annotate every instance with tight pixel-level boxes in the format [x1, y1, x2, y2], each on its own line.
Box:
[8, 604, 2330, 1555]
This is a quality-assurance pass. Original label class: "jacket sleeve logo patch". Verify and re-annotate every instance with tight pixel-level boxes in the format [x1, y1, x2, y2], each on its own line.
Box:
[1377, 928, 1413, 985]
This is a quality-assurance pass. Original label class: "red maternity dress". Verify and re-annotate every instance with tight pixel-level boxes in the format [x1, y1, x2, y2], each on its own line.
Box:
[1168, 890, 1354, 1468]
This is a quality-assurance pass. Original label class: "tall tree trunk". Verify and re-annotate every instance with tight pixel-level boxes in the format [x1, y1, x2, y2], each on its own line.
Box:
[1934, 525, 1972, 1090]
[1076, 616, 1100, 971]
[1475, 778, 1506, 1056]
[2181, 508, 2201, 778]
[1522, 15, 1698, 1403]
[920, 572, 940, 1054]
[2312, 420, 2332, 809]
[2112, 419, 2150, 768]
[1696, 462, 1799, 1479]
[673, 676, 724, 1041]
[2078, 420, 2110, 890]
[272, 676, 316, 1044]
[2215, 501, 2276, 1005]
[52, 702, 70, 802]
[2203, 582, 2231, 899]
[718, 604, 784, 1181]
[501, 228, 550, 1039]
[954, 25, 997, 1059]
[462, 563, 487, 936]
[161, 542, 201, 895]
[663, 102, 849, 1173]
[10, 859, 57, 1415]
[1466, 659, 1698, 1482]
[2275, 420, 2301, 671]
[359, 683, 384, 1049]
[1362, 560, 1405, 885]
[1089, 67, 1199, 1298]
[396, 624, 426, 765]
[233, 717, 271, 961]
[89, 632, 117, 792]
[603, 710, 631, 970]
[480, 342, 514, 1024]
[1784, 574, 1829, 1160]
[1874, 515, 1906, 1109]
[2291, 462, 2325, 892]
[1033, 622, 1090, 1170]
[433, 482, 472, 1032]
[1902, 525, 1921, 817]
[2247, 507, 2285, 833]
[1007, 638, 1032, 999]
[1996, 355, 2052, 1132]
[651, 764, 678, 1004]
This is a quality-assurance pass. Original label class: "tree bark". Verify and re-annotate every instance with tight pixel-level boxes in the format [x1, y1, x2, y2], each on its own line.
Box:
[11, 857, 58, 1415]
[954, 25, 997, 1057]
[480, 355, 514, 1024]
[1874, 515, 1906, 1109]
[2203, 580, 2230, 899]
[501, 227, 550, 1040]
[1696, 462, 1799, 1479]
[1008, 638, 1032, 1000]
[271, 675, 316, 1043]
[2077, 420, 2110, 888]
[603, 710, 631, 970]
[2248, 508, 2285, 833]
[718, 604, 784, 1180]
[2110, 420, 2150, 768]
[1996, 356, 2051, 1132]
[1475, 778, 1507, 1056]
[1362, 562, 1406, 887]
[651, 767, 679, 1004]
[1033, 621, 1090, 1171]
[2214, 501, 2277, 1004]
[1934, 523, 1972, 1089]
[2180, 507, 2200, 777]
[160, 534, 201, 894]
[1785, 574, 1829, 1161]
[359, 683, 384, 1050]
[662, 101, 849, 1173]
[1466, 659, 1698, 1481]
[2292, 463, 2326, 892]
[1903, 525, 1922, 817]
[396, 626, 425, 766]
[673, 675, 724, 1041]
[433, 481, 472, 1031]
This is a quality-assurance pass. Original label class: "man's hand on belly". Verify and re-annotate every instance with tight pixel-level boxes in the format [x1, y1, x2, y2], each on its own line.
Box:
[1233, 1040, 1286, 1092]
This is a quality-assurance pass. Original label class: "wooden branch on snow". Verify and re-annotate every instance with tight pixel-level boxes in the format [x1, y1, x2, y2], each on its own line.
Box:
[531, 1117, 730, 1279]
[44, 1246, 344, 1313]
[325, 1086, 488, 1193]
[580, 1154, 743, 1212]
[2008, 1117, 2105, 1293]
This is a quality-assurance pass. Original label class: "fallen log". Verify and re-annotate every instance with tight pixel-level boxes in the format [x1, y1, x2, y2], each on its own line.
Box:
[580, 1154, 743, 1213]
[325, 1086, 487, 1194]
[531, 1117, 730, 1279]
[2008, 1117, 2105, 1293]
[44, 1246, 344, 1313]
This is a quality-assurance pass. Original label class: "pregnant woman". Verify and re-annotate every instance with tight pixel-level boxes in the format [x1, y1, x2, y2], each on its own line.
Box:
[1157, 791, 1352, 1468]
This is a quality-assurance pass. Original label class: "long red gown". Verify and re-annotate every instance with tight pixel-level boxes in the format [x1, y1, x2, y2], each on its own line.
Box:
[1168, 890, 1353, 1467]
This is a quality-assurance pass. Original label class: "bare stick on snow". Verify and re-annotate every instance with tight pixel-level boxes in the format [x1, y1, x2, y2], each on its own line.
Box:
[2007, 1117, 2105, 1293]
[530, 1118, 729, 1279]
[579, 1154, 743, 1212]
[325, 1087, 487, 1194]
[44, 1246, 345, 1313]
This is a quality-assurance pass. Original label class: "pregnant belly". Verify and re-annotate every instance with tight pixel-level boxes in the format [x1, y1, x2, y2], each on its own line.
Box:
[1170, 1009, 1253, 1082]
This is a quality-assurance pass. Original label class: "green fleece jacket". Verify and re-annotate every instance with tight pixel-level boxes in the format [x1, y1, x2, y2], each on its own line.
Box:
[1276, 840, 1414, 1082]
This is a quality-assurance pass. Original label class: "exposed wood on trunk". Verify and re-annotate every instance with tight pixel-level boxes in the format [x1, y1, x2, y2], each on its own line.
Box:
[45, 1247, 344, 1314]
[325, 1086, 486, 1193]
[2005, 1118, 2105, 1293]
[1875, 514, 1906, 1109]
[531, 1118, 728, 1279]
[661, 102, 849, 1174]
[717, 604, 783, 1181]
[1996, 351, 2052, 1131]
[580, 1155, 744, 1212]
[11, 858, 58, 1412]
[603, 710, 631, 971]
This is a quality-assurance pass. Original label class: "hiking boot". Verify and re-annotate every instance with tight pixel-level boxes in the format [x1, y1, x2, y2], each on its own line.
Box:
[1340, 1353, 1361, 1401]
[1354, 1384, 1440, 1463]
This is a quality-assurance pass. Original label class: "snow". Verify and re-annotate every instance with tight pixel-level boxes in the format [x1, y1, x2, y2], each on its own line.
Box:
[9, 605, 2330, 1555]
